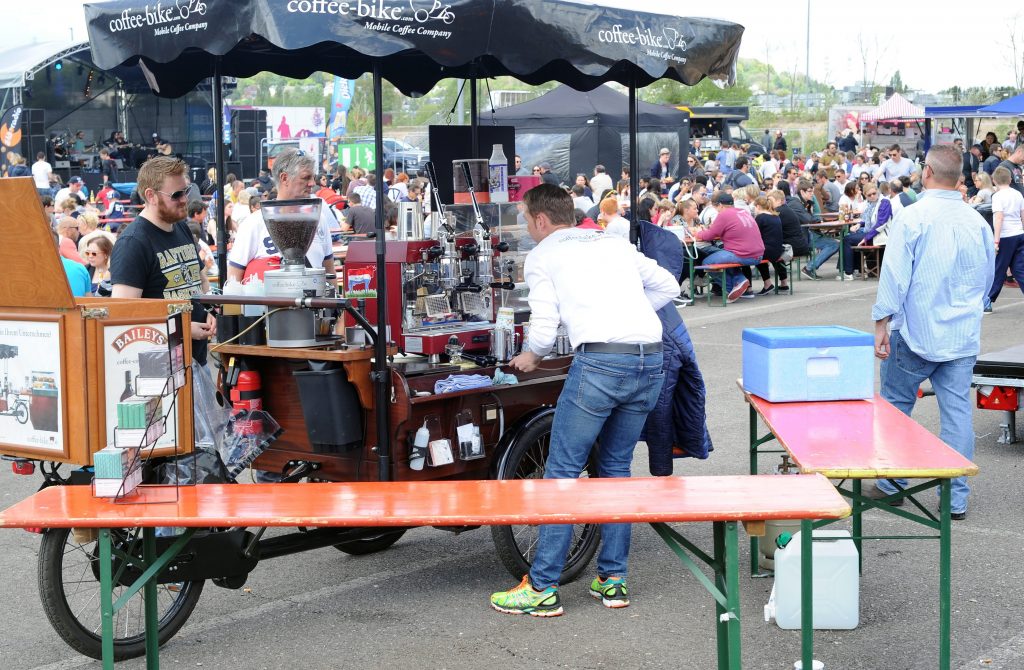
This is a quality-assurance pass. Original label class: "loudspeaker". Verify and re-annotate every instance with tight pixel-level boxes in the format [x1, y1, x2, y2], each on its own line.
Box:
[237, 133, 257, 156]
[224, 161, 242, 181]
[23, 108, 45, 136]
[231, 109, 266, 181]
[24, 135, 47, 161]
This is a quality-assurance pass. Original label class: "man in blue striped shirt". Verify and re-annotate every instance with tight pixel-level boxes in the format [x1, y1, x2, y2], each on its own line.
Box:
[870, 144, 994, 520]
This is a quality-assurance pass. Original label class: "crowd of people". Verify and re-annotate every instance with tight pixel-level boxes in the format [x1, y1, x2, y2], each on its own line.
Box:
[535, 123, 1024, 305]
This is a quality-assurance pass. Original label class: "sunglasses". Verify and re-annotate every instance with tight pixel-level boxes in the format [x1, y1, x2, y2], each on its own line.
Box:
[156, 189, 187, 200]
[84, 250, 102, 256]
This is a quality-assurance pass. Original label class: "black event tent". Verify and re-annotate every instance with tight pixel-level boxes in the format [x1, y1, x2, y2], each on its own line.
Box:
[84, 0, 743, 481]
[493, 85, 689, 185]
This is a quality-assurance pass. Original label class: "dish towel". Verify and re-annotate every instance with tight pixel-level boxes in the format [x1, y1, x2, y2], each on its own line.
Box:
[493, 369, 518, 385]
[434, 374, 493, 395]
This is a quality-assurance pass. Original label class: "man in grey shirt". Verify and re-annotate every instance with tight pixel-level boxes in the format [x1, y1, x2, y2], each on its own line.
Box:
[816, 171, 842, 213]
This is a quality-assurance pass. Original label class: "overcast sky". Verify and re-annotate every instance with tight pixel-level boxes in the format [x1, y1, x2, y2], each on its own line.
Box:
[6, 0, 1021, 93]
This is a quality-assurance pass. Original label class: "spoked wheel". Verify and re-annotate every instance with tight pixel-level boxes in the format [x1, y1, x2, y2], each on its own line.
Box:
[38, 526, 204, 661]
[14, 401, 28, 424]
[491, 413, 600, 584]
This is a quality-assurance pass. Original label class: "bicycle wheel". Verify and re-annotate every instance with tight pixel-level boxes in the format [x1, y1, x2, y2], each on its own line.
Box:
[38, 526, 204, 661]
[490, 414, 600, 584]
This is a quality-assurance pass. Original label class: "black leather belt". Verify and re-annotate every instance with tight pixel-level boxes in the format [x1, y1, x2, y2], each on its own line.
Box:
[576, 342, 663, 355]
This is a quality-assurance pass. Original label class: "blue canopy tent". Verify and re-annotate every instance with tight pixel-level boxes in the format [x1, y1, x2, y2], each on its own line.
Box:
[922, 100, 1022, 151]
[978, 93, 1024, 116]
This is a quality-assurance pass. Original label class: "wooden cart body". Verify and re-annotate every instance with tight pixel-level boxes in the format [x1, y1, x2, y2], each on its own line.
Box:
[215, 343, 569, 482]
[0, 178, 193, 464]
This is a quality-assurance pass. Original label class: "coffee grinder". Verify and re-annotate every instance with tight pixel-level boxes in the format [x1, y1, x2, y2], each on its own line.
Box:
[262, 198, 327, 347]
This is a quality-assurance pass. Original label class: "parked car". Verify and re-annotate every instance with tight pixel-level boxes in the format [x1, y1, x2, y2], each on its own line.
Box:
[339, 136, 430, 175]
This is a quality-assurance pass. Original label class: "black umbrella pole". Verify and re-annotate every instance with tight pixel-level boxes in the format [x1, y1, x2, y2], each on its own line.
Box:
[213, 61, 227, 281]
[372, 66, 391, 482]
[470, 78, 478, 158]
[628, 82, 639, 246]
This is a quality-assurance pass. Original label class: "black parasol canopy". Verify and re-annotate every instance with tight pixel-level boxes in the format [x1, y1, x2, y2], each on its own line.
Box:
[85, 0, 742, 97]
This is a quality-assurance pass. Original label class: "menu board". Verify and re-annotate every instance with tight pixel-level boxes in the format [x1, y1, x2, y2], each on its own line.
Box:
[0, 319, 64, 452]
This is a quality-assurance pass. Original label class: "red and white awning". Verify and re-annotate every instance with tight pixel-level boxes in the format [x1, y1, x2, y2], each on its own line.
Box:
[861, 93, 926, 121]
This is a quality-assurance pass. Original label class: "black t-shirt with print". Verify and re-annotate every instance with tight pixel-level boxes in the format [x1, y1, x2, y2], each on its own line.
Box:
[110, 215, 209, 361]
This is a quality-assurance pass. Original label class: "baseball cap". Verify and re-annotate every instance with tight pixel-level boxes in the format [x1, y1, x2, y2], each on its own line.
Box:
[659, 148, 670, 155]
[68, 176, 83, 184]
[713, 192, 734, 206]
[539, 161, 552, 170]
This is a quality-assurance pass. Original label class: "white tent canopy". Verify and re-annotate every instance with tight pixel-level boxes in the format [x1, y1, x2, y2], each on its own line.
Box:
[0, 41, 90, 90]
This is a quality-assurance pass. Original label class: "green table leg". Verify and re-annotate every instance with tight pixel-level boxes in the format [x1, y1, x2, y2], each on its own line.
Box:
[800, 519, 814, 670]
[99, 528, 115, 670]
[724, 521, 741, 670]
[837, 228, 845, 281]
[749, 404, 760, 577]
[939, 479, 951, 670]
[144, 528, 160, 669]
[852, 479, 863, 574]
[713, 522, 729, 670]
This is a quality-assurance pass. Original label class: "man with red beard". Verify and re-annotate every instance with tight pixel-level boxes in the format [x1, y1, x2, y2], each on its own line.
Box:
[111, 156, 215, 363]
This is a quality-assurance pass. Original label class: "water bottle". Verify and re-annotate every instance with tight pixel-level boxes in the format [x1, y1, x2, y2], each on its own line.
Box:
[489, 143, 509, 203]
[410, 421, 429, 471]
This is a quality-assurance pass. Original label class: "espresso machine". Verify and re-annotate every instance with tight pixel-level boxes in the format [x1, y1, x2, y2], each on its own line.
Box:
[262, 198, 327, 347]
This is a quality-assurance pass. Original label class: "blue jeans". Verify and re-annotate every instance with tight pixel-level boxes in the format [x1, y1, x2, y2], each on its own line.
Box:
[877, 330, 976, 513]
[529, 350, 665, 589]
[701, 249, 761, 292]
[842, 231, 868, 274]
[806, 230, 839, 271]
[986, 234, 1024, 306]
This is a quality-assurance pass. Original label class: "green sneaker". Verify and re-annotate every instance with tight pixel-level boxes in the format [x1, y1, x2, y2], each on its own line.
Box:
[490, 575, 563, 617]
[590, 575, 629, 608]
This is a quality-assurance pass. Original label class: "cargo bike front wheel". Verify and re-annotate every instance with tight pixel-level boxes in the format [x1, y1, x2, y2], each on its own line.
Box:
[37, 526, 204, 661]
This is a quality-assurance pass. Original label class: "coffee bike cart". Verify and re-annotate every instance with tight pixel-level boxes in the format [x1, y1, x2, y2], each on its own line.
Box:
[0, 0, 743, 661]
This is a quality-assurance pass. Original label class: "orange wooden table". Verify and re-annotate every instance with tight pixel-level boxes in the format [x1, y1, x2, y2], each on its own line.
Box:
[742, 386, 978, 670]
[1, 476, 849, 670]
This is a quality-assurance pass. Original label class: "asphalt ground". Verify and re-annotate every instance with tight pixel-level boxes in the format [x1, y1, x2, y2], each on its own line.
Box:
[1, 269, 1023, 670]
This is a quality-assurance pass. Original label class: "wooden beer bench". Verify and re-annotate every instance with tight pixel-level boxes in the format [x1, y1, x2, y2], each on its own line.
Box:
[0, 476, 849, 670]
[742, 385, 979, 670]
[689, 260, 787, 306]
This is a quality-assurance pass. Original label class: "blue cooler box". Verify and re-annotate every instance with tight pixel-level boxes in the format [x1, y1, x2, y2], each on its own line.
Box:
[742, 326, 874, 402]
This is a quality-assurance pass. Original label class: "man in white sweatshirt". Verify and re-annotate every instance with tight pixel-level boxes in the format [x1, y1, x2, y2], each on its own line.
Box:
[489, 183, 678, 617]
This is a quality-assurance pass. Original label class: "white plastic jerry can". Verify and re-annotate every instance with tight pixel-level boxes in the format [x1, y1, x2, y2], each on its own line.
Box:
[765, 529, 859, 630]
